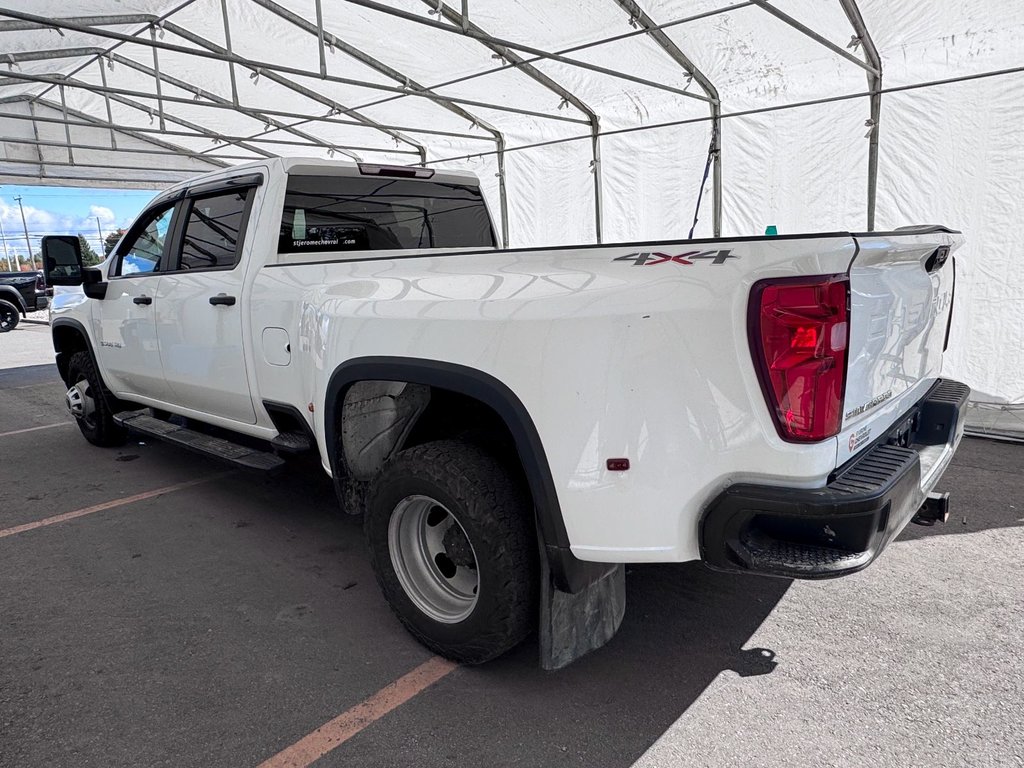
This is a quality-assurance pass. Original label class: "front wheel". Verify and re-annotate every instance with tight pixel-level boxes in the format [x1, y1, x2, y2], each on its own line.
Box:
[0, 299, 19, 332]
[365, 440, 538, 664]
[65, 351, 127, 447]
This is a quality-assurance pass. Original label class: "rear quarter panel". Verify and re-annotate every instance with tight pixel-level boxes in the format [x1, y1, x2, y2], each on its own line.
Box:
[253, 235, 859, 563]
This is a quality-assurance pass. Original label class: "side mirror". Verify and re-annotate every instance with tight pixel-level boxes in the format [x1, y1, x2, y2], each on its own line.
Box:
[82, 268, 108, 300]
[42, 235, 84, 286]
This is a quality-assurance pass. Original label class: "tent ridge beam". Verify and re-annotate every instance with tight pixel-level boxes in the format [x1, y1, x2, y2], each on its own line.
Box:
[610, 0, 721, 237]
[422, 0, 604, 243]
[750, 1, 879, 75]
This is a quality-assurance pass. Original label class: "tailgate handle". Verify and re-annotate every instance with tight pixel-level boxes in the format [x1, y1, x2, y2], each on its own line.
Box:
[925, 246, 950, 273]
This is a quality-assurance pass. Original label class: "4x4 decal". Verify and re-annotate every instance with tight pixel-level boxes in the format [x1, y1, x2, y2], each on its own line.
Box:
[613, 249, 737, 266]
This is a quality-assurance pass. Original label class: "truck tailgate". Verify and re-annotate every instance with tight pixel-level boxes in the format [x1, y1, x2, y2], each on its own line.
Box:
[837, 228, 962, 464]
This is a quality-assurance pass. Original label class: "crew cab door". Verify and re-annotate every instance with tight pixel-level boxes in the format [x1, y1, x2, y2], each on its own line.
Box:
[154, 176, 260, 424]
[95, 201, 179, 401]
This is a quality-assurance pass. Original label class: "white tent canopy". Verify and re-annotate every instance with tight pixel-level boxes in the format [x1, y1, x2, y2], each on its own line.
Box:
[1, 0, 1022, 430]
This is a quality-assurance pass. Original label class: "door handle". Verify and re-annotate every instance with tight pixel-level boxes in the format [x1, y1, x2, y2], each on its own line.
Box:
[209, 294, 236, 306]
[133, 295, 153, 305]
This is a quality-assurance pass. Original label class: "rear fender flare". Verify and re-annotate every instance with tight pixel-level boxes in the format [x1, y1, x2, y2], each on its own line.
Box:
[324, 357, 609, 593]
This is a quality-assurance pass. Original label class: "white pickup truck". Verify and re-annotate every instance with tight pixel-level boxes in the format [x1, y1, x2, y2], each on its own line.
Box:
[44, 158, 968, 668]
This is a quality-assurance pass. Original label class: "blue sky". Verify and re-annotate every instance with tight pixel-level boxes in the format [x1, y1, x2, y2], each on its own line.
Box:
[0, 185, 157, 267]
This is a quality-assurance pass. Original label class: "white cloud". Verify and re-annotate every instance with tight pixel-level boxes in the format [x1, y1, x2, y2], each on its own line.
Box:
[88, 205, 116, 226]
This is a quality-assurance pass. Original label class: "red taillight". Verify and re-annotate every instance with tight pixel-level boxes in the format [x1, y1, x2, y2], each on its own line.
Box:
[751, 276, 849, 442]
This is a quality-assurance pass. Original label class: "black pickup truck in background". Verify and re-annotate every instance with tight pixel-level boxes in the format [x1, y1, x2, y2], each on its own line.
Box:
[0, 271, 49, 332]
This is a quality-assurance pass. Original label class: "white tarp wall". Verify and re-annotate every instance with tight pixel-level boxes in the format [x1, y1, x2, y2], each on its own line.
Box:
[0, 0, 1021, 429]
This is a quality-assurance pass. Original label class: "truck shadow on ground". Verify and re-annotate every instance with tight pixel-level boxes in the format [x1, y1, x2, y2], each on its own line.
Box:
[897, 437, 1024, 543]
[262, 459, 792, 768]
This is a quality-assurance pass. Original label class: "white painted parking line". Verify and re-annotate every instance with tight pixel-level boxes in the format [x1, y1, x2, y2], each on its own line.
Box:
[0, 421, 73, 438]
[257, 656, 458, 768]
[0, 474, 229, 539]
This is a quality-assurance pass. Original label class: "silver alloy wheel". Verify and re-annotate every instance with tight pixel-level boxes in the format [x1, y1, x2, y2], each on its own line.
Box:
[387, 494, 480, 624]
[66, 377, 97, 429]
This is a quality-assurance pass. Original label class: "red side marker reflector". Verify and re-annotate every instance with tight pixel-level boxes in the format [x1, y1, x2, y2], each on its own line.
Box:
[606, 458, 630, 471]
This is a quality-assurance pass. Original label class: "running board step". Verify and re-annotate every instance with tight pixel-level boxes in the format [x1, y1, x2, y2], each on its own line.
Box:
[114, 409, 285, 472]
[270, 430, 312, 453]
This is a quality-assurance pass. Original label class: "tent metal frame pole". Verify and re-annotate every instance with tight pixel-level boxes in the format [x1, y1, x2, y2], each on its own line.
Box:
[749, 1, 879, 75]
[838, 0, 882, 232]
[0, 155, 213, 174]
[611, 0, 722, 236]
[424, 64, 1024, 167]
[314, 0, 327, 77]
[422, 0, 604, 243]
[0, 102, 425, 154]
[27, 101, 45, 167]
[0, 170, 176, 186]
[0, 134, 312, 162]
[158, 22, 405, 163]
[105, 62, 349, 161]
[347, 0, 713, 103]
[347, 2, 752, 116]
[0, 11, 591, 127]
[0, 132, 292, 160]
[0, 70, 497, 148]
[97, 60, 117, 149]
[22, 0, 203, 108]
[42, 75, 259, 164]
[0, 14, 157, 31]
[246, 0, 510, 243]
[219, 0, 240, 106]
[60, 54, 355, 161]
[41, 94, 231, 167]
[57, 84, 74, 163]
[148, 25, 166, 130]
[0, 51, 494, 142]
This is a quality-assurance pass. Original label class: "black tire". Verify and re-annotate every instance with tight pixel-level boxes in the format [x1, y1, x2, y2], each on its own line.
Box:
[0, 299, 19, 332]
[66, 351, 127, 447]
[365, 440, 538, 664]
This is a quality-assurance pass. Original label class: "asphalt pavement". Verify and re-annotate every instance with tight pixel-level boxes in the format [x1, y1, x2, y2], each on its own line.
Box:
[1, 362, 1021, 768]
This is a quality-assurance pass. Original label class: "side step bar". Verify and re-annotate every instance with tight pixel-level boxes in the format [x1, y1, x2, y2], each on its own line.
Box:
[114, 409, 285, 473]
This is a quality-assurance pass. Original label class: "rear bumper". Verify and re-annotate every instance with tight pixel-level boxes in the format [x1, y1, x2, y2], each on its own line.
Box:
[700, 379, 970, 579]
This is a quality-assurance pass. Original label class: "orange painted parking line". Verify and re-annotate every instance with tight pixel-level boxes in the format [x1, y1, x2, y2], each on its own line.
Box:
[0, 421, 73, 438]
[0, 474, 227, 540]
[257, 656, 459, 768]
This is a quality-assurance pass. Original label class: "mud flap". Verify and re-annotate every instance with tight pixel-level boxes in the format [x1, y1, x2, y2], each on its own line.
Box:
[539, 557, 626, 670]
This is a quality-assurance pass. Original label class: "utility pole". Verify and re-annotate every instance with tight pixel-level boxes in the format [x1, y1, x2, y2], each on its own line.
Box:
[14, 196, 35, 273]
[0, 217, 12, 271]
[96, 216, 104, 256]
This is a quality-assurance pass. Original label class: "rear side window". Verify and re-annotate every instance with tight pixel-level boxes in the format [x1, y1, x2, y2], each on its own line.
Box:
[278, 175, 495, 254]
[177, 189, 252, 271]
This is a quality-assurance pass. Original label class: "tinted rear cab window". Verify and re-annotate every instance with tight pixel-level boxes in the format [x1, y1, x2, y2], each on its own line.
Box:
[278, 175, 495, 254]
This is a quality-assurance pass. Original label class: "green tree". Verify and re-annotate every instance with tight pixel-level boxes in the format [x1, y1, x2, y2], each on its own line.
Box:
[78, 234, 102, 266]
[103, 228, 125, 257]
